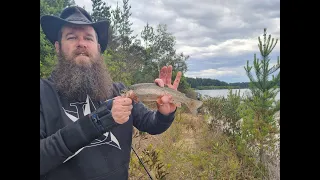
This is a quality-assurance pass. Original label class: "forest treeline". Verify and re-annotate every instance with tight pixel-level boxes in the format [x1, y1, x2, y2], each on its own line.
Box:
[186, 77, 280, 90]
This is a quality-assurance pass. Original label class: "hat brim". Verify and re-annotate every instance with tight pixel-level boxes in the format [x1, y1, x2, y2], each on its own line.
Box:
[40, 15, 109, 52]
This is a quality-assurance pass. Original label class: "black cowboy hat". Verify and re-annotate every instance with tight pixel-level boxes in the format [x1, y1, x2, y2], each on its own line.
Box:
[40, 6, 109, 52]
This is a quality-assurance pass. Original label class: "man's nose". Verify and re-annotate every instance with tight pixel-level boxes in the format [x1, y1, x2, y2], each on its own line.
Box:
[77, 38, 87, 48]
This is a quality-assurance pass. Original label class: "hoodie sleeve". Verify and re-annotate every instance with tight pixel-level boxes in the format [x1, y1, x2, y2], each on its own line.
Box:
[112, 82, 176, 134]
[132, 102, 176, 135]
[40, 104, 118, 176]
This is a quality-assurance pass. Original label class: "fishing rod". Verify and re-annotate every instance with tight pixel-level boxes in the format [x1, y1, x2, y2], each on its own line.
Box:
[131, 146, 153, 180]
[103, 99, 153, 179]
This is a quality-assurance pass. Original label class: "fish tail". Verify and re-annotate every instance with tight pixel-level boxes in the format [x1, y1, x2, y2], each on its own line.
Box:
[185, 98, 203, 115]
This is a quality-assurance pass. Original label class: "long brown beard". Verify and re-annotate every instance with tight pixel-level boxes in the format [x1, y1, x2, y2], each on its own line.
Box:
[51, 50, 113, 102]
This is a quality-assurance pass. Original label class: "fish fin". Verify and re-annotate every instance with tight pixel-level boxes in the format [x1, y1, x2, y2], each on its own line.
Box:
[185, 99, 203, 115]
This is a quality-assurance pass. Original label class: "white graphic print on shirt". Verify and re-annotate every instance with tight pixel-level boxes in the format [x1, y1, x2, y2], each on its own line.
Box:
[62, 95, 121, 163]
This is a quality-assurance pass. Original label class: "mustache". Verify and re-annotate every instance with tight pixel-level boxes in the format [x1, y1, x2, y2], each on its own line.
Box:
[73, 49, 90, 56]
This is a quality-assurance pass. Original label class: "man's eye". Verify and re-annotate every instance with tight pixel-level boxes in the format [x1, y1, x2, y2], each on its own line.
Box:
[86, 37, 93, 41]
[67, 37, 76, 40]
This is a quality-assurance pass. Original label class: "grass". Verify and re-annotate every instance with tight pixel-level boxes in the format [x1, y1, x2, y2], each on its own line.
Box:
[128, 107, 266, 180]
[128, 85, 280, 180]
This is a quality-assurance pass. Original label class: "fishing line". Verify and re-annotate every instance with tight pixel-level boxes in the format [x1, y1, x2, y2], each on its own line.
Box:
[131, 146, 153, 180]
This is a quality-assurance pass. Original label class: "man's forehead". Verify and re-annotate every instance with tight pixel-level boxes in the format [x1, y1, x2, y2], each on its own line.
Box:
[61, 24, 95, 34]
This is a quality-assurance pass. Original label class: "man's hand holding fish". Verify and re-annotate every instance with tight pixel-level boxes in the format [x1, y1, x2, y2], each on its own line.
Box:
[154, 65, 182, 116]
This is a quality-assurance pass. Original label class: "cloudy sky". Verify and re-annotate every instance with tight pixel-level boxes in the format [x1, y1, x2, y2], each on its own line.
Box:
[74, 0, 280, 83]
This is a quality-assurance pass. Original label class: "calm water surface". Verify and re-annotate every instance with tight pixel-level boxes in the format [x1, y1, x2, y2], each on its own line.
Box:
[196, 89, 280, 101]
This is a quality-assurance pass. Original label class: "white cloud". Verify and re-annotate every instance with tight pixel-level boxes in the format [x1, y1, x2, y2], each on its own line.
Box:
[72, 0, 280, 83]
[185, 66, 247, 82]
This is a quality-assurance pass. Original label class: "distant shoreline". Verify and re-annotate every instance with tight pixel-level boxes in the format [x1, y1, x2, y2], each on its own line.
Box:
[195, 88, 280, 101]
[194, 87, 247, 90]
[193, 87, 280, 91]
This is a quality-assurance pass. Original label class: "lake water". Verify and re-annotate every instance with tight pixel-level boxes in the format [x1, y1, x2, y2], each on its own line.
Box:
[196, 89, 280, 101]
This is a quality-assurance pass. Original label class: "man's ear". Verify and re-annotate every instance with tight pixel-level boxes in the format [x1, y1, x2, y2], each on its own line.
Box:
[54, 41, 60, 54]
[98, 43, 102, 53]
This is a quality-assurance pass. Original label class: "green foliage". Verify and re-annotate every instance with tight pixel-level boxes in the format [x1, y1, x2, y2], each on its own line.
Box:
[40, 28, 56, 78]
[64, 0, 75, 7]
[41, 0, 65, 16]
[186, 77, 248, 89]
[244, 28, 280, 104]
[129, 111, 269, 179]
[103, 50, 133, 86]
[240, 28, 280, 168]
[40, 0, 66, 78]
[152, 24, 179, 71]
[187, 77, 229, 88]
[135, 23, 189, 84]
[129, 144, 169, 180]
[196, 85, 241, 90]
[202, 88, 242, 136]
[202, 93, 271, 179]
[142, 145, 170, 179]
[201, 28, 280, 179]
[40, 0, 76, 78]
[202, 96, 225, 129]
[186, 77, 280, 89]
[91, 0, 111, 23]
[224, 89, 242, 135]
[119, 0, 136, 50]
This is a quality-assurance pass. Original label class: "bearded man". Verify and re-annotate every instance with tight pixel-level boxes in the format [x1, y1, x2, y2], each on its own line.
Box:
[40, 6, 181, 180]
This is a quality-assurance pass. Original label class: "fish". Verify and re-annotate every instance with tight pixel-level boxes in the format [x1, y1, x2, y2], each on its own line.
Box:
[121, 83, 203, 115]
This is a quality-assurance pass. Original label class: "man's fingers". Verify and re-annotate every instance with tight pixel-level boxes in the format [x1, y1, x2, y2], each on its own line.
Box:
[159, 66, 167, 83]
[113, 96, 122, 100]
[123, 104, 133, 112]
[114, 97, 132, 105]
[166, 65, 172, 85]
[122, 98, 132, 105]
[166, 84, 174, 89]
[158, 66, 181, 90]
[160, 94, 172, 104]
[173, 71, 182, 90]
[121, 111, 131, 118]
[154, 78, 165, 87]
[113, 104, 132, 111]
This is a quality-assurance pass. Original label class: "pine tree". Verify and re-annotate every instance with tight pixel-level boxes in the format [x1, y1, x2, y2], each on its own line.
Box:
[119, 0, 135, 50]
[111, 2, 121, 40]
[91, 0, 111, 23]
[239, 28, 280, 176]
[244, 28, 280, 108]
[141, 22, 154, 49]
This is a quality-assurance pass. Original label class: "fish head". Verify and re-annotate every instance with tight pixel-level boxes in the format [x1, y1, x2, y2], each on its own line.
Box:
[120, 89, 139, 103]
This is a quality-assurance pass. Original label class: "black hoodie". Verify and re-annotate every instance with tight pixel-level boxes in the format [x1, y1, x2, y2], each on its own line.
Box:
[40, 78, 175, 180]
